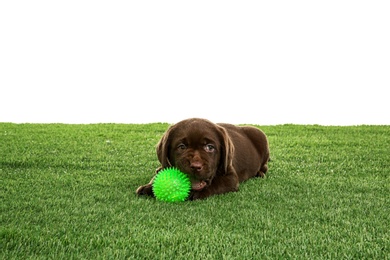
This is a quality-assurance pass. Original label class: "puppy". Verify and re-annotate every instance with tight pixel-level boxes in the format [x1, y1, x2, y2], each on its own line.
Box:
[136, 118, 270, 200]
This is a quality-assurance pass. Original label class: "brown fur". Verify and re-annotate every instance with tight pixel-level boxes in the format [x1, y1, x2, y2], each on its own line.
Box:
[136, 118, 270, 200]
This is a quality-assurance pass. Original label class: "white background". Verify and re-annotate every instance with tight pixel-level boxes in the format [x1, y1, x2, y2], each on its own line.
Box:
[1, 1, 389, 125]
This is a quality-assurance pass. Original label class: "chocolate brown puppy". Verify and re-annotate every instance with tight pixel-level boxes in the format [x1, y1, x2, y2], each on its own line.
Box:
[136, 118, 270, 200]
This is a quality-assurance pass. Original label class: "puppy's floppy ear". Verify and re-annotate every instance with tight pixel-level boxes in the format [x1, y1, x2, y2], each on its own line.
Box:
[216, 125, 234, 174]
[156, 124, 176, 168]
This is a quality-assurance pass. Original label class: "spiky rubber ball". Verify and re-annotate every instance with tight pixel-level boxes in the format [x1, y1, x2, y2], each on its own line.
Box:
[152, 167, 191, 202]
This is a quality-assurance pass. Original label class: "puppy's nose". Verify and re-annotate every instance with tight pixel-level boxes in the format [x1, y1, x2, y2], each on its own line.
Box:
[190, 161, 203, 172]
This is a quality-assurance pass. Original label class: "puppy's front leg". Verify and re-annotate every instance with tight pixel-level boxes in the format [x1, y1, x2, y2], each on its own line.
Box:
[136, 167, 165, 197]
[135, 177, 155, 197]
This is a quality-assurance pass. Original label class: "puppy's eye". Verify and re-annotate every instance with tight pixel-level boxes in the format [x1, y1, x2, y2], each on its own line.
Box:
[204, 144, 215, 152]
[178, 144, 187, 150]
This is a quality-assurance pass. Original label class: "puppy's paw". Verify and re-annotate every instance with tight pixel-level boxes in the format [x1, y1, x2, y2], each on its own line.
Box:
[256, 171, 265, 178]
[155, 166, 163, 174]
[136, 184, 154, 197]
[188, 190, 209, 200]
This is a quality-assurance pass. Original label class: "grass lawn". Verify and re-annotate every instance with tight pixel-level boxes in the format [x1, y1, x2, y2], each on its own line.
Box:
[1, 123, 389, 259]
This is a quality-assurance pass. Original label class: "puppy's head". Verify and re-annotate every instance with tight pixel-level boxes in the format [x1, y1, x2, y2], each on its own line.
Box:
[156, 118, 234, 191]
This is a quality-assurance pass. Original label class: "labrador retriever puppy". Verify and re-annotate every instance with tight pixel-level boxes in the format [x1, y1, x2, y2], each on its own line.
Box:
[136, 118, 270, 200]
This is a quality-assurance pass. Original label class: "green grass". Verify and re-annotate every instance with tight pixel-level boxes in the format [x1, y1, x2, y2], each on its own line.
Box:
[1, 123, 389, 259]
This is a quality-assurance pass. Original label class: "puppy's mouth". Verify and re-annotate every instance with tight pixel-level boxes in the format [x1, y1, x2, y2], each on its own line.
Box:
[191, 180, 207, 191]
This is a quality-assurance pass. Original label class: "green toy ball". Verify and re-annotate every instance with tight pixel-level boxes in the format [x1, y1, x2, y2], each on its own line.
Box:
[152, 167, 191, 202]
